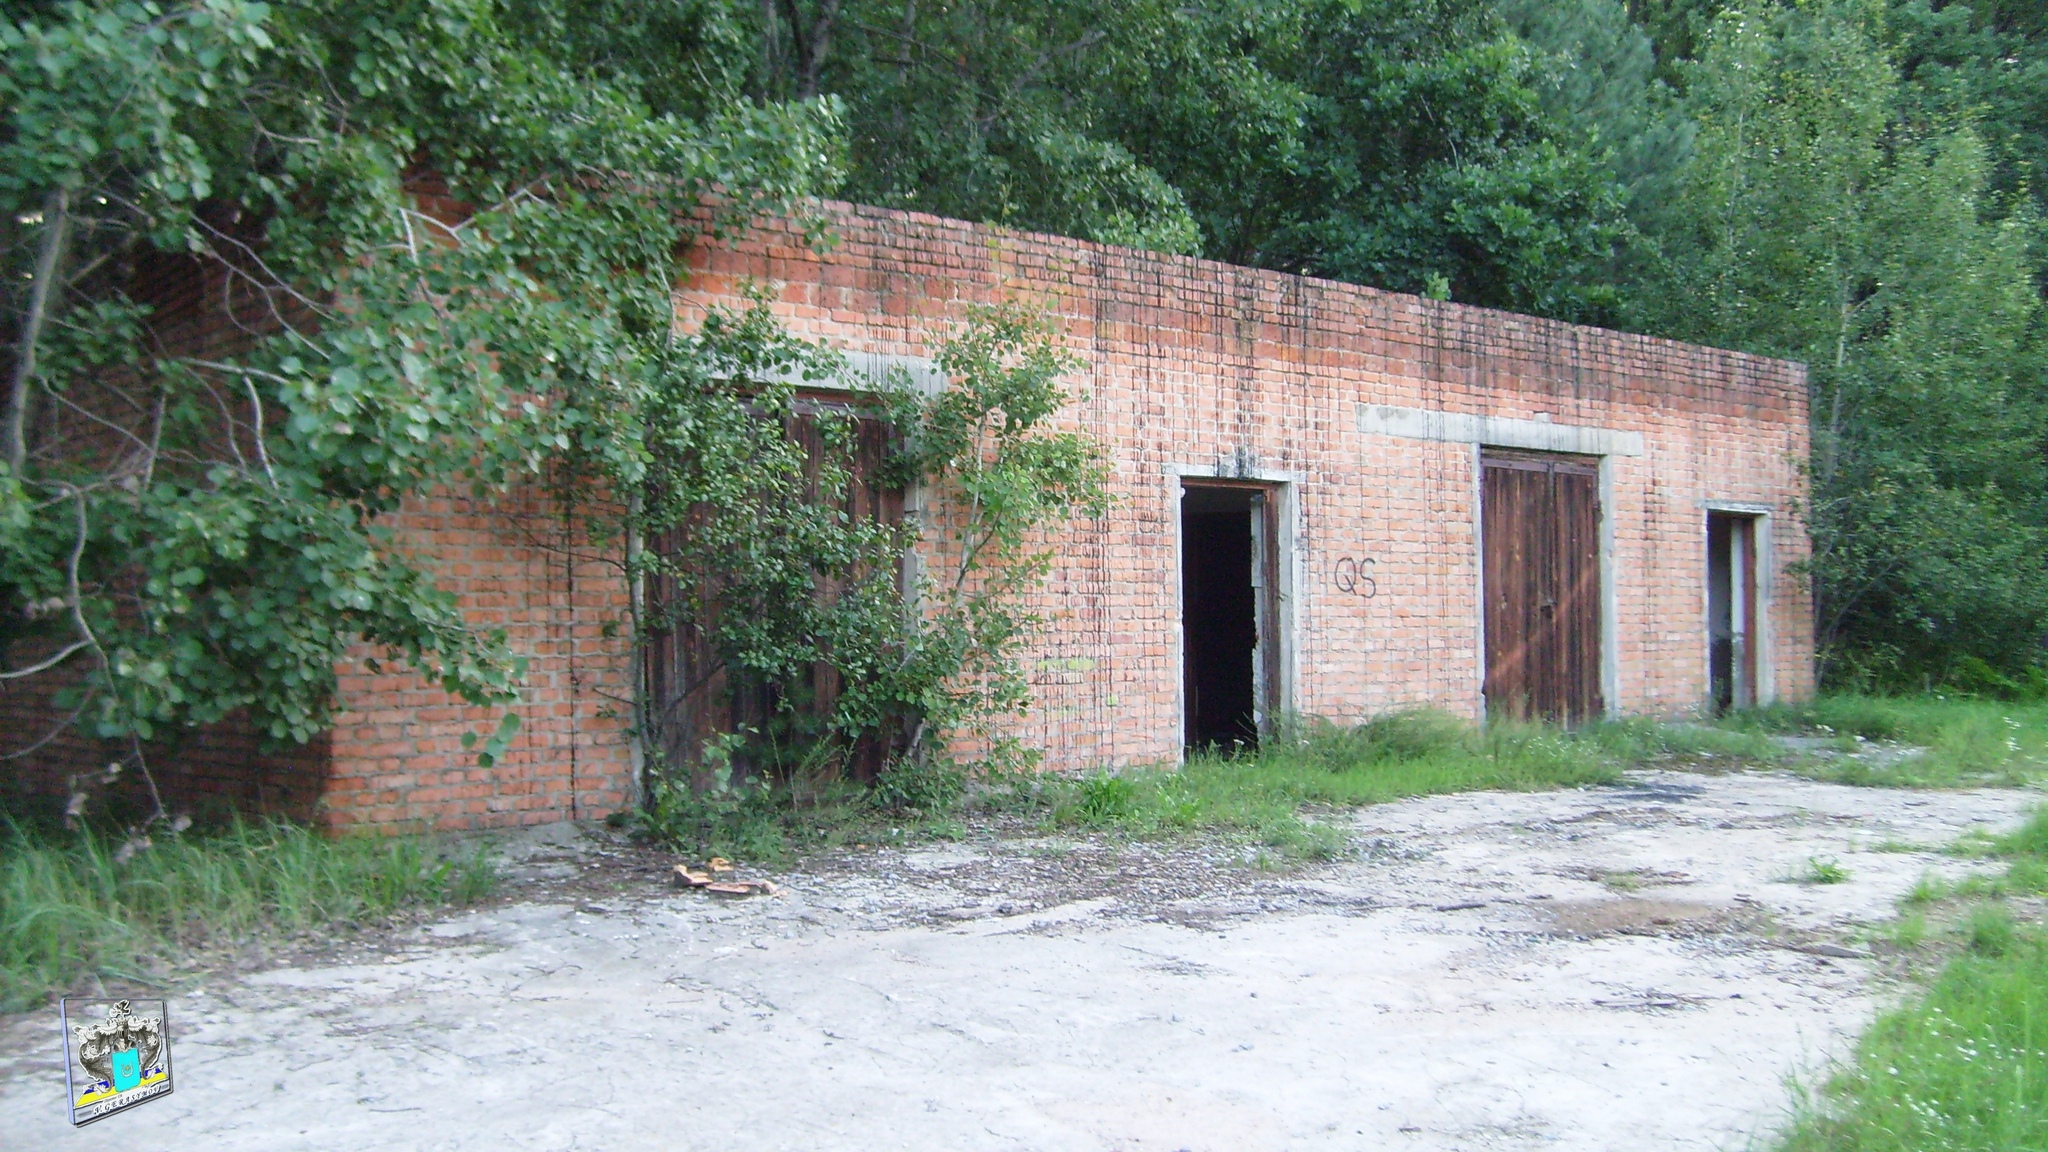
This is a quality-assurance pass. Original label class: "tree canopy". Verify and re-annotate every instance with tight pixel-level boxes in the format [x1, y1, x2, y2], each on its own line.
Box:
[0, 0, 1105, 816]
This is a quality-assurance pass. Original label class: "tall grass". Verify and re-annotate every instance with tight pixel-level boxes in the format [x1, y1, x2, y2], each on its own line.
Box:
[629, 708, 1785, 865]
[1778, 808, 2048, 1150]
[0, 818, 497, 1011]
[1780, 923, 2048, 1151]
[988, 710, 1751, 859]
[1722, 694, 2048, 786]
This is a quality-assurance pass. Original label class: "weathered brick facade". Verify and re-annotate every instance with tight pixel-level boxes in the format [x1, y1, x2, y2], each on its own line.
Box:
[6, 200, 1812, 831]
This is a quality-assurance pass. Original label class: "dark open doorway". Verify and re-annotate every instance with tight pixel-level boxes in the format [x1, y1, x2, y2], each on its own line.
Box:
[1181, 482, 1278, 750]
[1707, 512, 1759, 713]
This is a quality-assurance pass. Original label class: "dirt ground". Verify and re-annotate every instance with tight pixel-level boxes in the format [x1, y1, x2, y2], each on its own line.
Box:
[3, 768, 2036, 1151]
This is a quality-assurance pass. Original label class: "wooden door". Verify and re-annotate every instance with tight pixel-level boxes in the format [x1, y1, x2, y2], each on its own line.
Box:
[1483, 450, 1603, 724]
[1249, 489, 1282, 737]
[643, 406, 904, 786]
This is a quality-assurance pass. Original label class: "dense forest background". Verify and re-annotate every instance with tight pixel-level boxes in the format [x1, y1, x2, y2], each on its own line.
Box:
[602, 0, 2042, 692]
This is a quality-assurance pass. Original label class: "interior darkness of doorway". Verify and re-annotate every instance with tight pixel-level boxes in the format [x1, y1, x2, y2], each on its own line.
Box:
[1182, 485, 1258, 750]
[1707, 511, 1757, 714]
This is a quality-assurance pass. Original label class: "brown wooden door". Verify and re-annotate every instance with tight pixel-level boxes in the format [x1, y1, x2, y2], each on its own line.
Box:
[1483, 450, 1603, 724]
[1250, 489, 1283, 738]
[644, 407, 904, 787]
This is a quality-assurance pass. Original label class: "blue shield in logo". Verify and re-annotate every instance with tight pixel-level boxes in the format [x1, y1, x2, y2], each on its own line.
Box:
[110, 1048, 141, 1092]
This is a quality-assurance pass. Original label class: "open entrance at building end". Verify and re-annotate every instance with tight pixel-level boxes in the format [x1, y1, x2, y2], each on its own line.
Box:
[1707, 511, 1761, 713]
[1180, 481, 1281, 751]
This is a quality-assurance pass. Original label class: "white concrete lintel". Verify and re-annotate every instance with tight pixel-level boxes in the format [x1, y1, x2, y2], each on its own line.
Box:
[748, 350, 948, 395]
[833, 351, 947, 395]
[1168, 460, 1307, 484]
[1357, 403, 1644, 457]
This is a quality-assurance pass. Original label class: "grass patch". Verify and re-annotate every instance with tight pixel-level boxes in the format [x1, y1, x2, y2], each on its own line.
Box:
[0, 817, 497, 1012]
[1600, 868, 1648, 892]
[1720, 694, 2048, 787]
[637, 710, 1710, 864]
[1779, 917, 2048, 1150]
[979, 710, 1727, 859]
[1778, 807, 2048, 1149]
[636, 709, 1789, 866]
[625, 773, 958, 864]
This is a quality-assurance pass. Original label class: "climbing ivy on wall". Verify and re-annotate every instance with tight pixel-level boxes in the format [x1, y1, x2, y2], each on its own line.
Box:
[632, 299, 1110, 810]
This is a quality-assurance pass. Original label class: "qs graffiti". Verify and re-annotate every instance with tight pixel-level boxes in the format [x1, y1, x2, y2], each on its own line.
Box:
[1333, 556, 1377, 598]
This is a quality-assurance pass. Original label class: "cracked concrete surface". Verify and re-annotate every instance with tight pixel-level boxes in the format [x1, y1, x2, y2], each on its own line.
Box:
[2, 769, 2035, 1151]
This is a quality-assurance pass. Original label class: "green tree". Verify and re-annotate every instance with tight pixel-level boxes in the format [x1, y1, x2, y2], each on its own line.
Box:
[1503, 0, 1695, 225]
[704, 1, 1641, 316]
[754, 0, 1210, 253]
[1625, 0, 1728, 86]
[1889, 0, 2048, 232]
[0, 0, 835, 812]
[1239, 0, 1633, 317]
[3, 0, 1111, 823]
[1636, 0, 2048, 684]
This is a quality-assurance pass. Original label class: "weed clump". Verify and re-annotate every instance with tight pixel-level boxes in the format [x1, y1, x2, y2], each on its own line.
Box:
[1798, 856, 1852, 885]
[0, 818, 497, 1011]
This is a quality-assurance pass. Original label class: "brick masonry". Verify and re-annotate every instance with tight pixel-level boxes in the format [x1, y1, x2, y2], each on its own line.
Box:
[670, 203, 1813, 786]
[6, 200, 1812, 831]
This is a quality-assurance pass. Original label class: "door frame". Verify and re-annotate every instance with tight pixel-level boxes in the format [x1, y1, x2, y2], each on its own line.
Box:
[1702, 502, 1775, 708]
[1169, 464, 1299, 753]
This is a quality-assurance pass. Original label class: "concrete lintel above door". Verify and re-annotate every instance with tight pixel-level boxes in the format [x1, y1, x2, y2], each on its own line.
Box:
[1168, 461, 1306, 484]
[1357, 403, 1645, 457]
[729, 350, 948, 396]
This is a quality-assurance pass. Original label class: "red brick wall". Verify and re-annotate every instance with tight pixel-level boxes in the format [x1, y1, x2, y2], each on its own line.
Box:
[671, 202, 1813, 775]
[317, 487, 637, 831]
[0, 668, 330, 823]
[6, 198, 1813, 831]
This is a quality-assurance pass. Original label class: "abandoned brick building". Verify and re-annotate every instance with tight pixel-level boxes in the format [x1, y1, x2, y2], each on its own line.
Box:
[7, 201, 1814, 831]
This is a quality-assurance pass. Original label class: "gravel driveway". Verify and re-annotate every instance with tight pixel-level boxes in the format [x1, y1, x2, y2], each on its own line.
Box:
[3, 769, 2033, 1151]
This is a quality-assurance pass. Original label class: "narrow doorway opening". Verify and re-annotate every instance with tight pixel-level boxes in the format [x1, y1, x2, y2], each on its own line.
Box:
[1181, 482, 1278, 751]
[1707, 512, 1760, 713]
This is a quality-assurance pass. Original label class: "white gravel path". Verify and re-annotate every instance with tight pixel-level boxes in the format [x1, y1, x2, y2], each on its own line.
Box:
[3, 769, 2035, 1151]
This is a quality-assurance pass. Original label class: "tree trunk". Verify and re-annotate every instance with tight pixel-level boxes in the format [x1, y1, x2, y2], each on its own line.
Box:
[5, 187, 69, 476]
